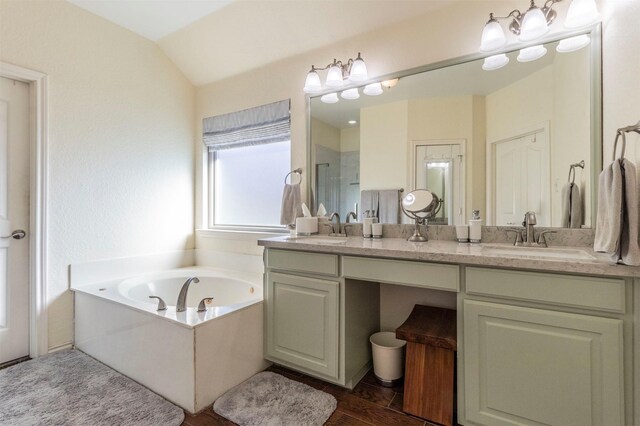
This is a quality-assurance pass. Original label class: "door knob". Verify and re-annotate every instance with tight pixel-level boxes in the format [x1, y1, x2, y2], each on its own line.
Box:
[1, 229, 26, 240]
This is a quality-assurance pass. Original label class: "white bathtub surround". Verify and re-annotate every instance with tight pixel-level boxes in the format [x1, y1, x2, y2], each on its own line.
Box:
[71, 251, 268, 413]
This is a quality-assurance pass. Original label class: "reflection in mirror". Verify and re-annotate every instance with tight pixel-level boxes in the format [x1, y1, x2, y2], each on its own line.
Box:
[309, 29, 600, 228]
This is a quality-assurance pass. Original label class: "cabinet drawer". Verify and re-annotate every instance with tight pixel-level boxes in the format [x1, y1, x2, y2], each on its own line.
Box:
[342, 256, 459, 291]
[266, 249, 339, 277]
[466, 267, 626, 313]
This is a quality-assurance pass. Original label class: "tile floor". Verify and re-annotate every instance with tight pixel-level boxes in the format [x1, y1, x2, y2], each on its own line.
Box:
[182, 365, 451, 426]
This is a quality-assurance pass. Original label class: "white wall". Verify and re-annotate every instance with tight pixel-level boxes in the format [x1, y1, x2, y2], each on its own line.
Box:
[0, 0, 195, 350]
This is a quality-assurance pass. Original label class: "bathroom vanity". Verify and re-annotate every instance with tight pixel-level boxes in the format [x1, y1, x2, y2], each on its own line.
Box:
[259, 236, 638, 426]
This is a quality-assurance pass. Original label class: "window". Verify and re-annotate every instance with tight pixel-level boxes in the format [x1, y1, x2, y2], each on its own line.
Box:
[204, 100, 291, 230]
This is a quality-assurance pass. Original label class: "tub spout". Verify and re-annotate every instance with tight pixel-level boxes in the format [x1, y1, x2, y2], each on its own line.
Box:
[176, 277, 199, 312]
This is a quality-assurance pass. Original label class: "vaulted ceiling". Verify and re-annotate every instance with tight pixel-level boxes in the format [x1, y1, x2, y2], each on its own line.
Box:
[67, 0, 456, 86]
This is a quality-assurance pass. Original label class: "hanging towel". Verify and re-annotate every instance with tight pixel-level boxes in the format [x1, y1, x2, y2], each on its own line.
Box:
[360, 190, 378, 221]
[378, 189, 402, 224]
[560, 182, 583, 228]
[280, 183, 301, 226]
[594, 159, 640, 265]
[619, 159, 640, 265]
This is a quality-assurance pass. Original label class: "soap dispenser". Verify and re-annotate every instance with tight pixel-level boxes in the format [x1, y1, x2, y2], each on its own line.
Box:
[469, 210, 482, 243]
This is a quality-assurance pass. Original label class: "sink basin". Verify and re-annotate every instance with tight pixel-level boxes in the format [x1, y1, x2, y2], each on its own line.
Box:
[286, 236, 348, 245]
[481, 245, 595, 261]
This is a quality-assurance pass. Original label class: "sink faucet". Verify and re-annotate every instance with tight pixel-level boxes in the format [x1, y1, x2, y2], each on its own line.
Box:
[346, 211, 357, 223]
[328, 212, 346, 236]
[176, 277, 199, 312]
[522, 211, 537, 246]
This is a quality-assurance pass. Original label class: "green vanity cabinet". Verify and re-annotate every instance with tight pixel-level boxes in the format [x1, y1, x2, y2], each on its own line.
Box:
[462, 268, 626, 426]
[263, 248, 380, 387]
[265, 271, 340, 379]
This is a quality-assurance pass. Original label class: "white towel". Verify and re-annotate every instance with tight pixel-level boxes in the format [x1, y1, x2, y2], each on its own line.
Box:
[280, 183, 301, 226]
[560, 182, 583, 228]
[378, 189, 402, 224]
[594, 159, 640, 265]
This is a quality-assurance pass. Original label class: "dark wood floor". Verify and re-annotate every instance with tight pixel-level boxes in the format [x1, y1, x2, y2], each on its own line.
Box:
[182, 365, 447, 426]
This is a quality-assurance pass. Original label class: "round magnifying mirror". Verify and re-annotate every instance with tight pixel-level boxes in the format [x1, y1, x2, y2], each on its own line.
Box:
[402, 190, 437, 218]
[401, 189, 441, 242]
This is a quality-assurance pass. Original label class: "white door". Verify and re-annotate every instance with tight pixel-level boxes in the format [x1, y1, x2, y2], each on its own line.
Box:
[494, 131, 550, 226]
[0, 76, 30, 364]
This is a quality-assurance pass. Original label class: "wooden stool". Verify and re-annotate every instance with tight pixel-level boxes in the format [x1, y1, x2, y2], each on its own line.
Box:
[396, 305, 457, 426]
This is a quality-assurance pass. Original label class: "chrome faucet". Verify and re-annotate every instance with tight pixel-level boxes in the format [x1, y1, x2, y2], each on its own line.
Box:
[522, 211, 537, 245]
[346, 211, 357, 223]
[176, 277, 199, 312]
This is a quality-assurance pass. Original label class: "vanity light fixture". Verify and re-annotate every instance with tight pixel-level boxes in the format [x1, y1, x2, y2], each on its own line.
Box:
[381, 78, 399, 89]
[479, 0, 599, 69]
[482, 54, 510, 71]
[303, 52, 368, 94]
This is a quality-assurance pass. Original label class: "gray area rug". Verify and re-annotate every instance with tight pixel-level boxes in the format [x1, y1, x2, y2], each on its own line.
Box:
[0, 349, 184, 426]
[213, 371, 337, 426]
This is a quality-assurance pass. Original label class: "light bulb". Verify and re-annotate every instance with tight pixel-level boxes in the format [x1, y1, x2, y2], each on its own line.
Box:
[320, 93, 339, 104]
[480, 16, 507, 52]
[565, 0, 599, 28]
[363, 82, 383, 96]
[557, 34, 591, 52]
[303, 69, 322, 94]
[349, 53, 368, 82]
[341, 88, 360, 100]
[519, 4, 549, 41]
[325, 64, 344, 88]
[482, 54, 510, 71]
[517, 45, 547, 62]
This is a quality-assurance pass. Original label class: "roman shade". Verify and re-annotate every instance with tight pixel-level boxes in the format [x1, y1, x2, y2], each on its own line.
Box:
[203, 99, 290, 151]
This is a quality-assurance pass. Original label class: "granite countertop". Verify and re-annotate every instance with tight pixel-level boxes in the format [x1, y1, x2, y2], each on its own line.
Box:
[258, 236, 640, 278]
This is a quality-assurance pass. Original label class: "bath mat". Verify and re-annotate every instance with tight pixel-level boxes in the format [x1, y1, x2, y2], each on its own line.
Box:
[213, 371, 336, 425]
[0, 349, 184, 426]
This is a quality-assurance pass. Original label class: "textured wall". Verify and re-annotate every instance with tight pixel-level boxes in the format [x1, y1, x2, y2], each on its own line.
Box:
[0, 0, 195, 350]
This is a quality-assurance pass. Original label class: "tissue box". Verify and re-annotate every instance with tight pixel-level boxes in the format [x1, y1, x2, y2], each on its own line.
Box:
[296, 217, 318, 235]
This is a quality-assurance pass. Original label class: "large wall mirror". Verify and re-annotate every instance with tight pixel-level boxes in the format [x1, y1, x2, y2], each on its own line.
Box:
[308, 26, 601, 228]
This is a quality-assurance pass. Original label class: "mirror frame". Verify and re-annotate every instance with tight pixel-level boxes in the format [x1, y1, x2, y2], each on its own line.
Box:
[306, 24, 602, 227]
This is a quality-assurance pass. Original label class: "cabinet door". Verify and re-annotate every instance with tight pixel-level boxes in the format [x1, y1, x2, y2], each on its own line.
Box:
[464, 300, 623, 426]
[266, 272, 339, 379]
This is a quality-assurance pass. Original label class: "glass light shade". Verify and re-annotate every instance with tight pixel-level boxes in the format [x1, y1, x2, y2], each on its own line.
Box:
[519, 6, 549, 41]
[480, 19, 507, 52]
[303, 70, 322, 93]
[557, 34, 591, 53]
[325, 65, 344, 88]
[565, 0, 599, 28]
[320, 92, 339, 104]
[517, 44, 547, 62]
[349, 58, 368, 82]
[362, 82, 383, 96]
[482, 54, 510, 71]
[341, 88, 360, 100]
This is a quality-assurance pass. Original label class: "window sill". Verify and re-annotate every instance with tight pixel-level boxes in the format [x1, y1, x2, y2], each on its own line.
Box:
[196, 228, 287, 240]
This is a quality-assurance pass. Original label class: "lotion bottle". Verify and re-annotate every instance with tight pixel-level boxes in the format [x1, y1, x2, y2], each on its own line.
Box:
[469, 210, 482, 243]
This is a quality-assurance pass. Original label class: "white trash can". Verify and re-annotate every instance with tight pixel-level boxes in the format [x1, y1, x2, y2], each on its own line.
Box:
[370, 331, 406, 386]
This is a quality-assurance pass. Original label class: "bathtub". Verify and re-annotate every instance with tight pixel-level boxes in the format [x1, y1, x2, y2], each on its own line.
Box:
[73, 265, 269, 413]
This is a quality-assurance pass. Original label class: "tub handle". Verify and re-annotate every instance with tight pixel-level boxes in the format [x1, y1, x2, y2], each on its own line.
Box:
[197, 297, 214, 312]
[149, 296, 167, 311]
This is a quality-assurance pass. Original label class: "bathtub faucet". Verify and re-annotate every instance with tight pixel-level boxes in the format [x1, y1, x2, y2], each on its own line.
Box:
[176, 277, 199, 312]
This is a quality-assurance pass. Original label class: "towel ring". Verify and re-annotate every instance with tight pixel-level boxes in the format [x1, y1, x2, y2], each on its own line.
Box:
[284, 168, 302, 185]
[612, 121, 640, 162]
[567, 160, 585, 184]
